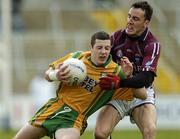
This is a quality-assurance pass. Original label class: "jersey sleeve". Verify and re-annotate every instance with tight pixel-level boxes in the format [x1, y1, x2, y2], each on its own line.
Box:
[118, 68, 126, 80]
[49, 53, 73, 69]
[49, 51, 85, 69]
[141, 42, 161, 75]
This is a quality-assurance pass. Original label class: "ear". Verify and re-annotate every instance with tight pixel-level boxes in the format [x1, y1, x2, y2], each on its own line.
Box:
[144, 20, 150, 27]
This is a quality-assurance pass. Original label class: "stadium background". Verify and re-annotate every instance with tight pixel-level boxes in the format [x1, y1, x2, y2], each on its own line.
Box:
[0, 0, 180, 138]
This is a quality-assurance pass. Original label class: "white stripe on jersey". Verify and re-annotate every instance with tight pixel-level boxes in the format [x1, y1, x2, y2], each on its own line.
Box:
[151, 43, 156, 59]
[156, 43, 160, 55]
[151, 43, 160, 59]
[143, 29, 149, 41]
[150, 42, 160, 64]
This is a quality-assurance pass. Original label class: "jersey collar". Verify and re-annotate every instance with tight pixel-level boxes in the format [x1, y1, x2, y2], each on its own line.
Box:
[88, 54, 112, 68]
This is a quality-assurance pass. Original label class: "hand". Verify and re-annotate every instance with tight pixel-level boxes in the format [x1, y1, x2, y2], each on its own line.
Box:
[56, 63, 71, 83]
[99, 74, 120, 90]
[120, 57, 133, 77]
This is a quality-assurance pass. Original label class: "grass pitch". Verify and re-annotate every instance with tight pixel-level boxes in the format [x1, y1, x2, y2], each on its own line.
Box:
[1, 129, 180, 139]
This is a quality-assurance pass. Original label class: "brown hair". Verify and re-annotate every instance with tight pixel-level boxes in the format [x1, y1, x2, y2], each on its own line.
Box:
[131, 1, 153, 21]
[91, 31, 110, 47]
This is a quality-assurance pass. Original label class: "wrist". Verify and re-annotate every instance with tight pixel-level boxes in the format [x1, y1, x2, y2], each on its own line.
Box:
[47, 69, 59, 81]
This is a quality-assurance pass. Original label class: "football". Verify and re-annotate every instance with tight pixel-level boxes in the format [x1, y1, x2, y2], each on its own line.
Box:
[63, 58, 87, 85]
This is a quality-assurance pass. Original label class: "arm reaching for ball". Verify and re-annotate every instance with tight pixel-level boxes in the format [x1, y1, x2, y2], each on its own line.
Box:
[99, 56, 133, 90]
[99, 56, 147, 99]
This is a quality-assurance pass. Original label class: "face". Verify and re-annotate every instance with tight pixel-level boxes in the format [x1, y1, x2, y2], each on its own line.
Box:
[91, 39, 111, 66]
[125, 7, 150, 37]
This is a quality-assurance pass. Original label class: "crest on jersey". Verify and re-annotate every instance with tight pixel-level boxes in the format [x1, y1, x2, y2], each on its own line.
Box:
[100, 72, 107, 77]
[145, 60, 152, 66]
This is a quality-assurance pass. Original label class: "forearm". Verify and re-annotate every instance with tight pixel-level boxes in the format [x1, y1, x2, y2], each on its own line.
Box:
[120, 71, 155, 88]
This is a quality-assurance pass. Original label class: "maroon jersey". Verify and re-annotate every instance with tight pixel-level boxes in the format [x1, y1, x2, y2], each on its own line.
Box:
[111, 28, 161, 75]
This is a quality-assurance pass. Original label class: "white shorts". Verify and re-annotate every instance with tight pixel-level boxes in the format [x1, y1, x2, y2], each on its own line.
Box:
[108, 86, 156, 123]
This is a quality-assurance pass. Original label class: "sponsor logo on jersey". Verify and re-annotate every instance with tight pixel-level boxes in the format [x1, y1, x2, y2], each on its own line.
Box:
[81, 76, 98, 93]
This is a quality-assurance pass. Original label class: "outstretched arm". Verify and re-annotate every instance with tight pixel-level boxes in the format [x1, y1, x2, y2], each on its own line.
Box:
[99, 56, 133, 90]
[99, 57, 149, 99]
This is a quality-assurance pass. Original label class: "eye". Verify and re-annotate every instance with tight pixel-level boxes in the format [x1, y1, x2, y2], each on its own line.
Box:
[96, 46, 102, 49]
[133, 17, 140, 21]
[105, 46, 111, 50]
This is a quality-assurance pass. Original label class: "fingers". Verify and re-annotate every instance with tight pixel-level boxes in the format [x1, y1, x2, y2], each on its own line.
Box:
[120, 57, 133, 75]
[120, 56, 132, 65]
[58, 63, 63, 68]
[56, 63, 71, 82]
[59, 65, 70, 76]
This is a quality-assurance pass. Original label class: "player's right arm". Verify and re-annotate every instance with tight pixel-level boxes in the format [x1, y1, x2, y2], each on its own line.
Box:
[45, 52, 74, 82]
[45, 63, 70, 83]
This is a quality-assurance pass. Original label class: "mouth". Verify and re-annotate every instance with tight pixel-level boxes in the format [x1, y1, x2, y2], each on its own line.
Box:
[126, 25, 134, 33]
[99, 56, 107, 62]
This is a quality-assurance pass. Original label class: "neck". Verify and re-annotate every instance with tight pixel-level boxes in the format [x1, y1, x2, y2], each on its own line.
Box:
[89, 57, 99, 67]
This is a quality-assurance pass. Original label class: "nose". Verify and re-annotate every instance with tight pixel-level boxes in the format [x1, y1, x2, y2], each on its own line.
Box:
[101, 48, 106, 53]
[127, 17, 133, 24]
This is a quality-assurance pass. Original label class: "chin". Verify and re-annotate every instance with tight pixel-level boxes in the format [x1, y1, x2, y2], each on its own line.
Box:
[127, 31, 135, 36]
[98, 61, 105, 66]
[125, 29, 136, 36]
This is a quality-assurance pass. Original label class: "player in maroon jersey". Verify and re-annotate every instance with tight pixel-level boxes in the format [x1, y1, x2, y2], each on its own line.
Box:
[95, 1, 161, 139]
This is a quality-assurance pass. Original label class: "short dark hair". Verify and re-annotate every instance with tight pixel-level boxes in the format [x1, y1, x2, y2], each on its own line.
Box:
[131, 1, 153, 21]
[91, 31, 110, 47]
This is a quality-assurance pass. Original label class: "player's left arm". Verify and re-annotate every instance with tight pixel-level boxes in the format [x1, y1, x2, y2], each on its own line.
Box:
[121, 42, 161, 88]
[141, 42, 161, 74]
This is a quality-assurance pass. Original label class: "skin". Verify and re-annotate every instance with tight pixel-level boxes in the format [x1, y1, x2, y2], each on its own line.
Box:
[90, 39, 111, 66]
[125, 7, 150, 37]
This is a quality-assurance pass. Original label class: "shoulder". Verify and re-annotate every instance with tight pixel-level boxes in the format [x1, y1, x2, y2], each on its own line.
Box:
[111, 29, 126, 47]
[50, 51, 85, 68]
[111, 29, 125, 40]
[71, 51, 92, 60]
[72, 51, 84, 58]
[146, 31, 160, 45]
[144, 31, 161, 50]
